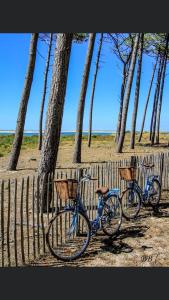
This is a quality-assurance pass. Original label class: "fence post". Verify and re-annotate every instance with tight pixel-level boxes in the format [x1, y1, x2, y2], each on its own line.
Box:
[159, 152, 164, 187]
[7, 179, 11, 267]
[1, 180, 4, 267]
[14, 178, 18, 266]
[130, 156, 137, 167]
[20, 178, 25, 265]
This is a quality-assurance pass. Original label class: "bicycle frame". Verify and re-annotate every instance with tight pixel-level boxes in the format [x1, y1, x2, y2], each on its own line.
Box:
[90, 188, 120, 234]
[128, 174, 160, 203]
[64, 187, 120, 236]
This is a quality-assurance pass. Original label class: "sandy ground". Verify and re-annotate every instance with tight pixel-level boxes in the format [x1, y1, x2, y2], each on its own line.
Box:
[30, 191, 169, 267]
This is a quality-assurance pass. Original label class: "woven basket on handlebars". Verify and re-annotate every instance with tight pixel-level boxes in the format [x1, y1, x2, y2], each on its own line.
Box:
[118, 167, 136, 181]
[54, 179, 78, 201]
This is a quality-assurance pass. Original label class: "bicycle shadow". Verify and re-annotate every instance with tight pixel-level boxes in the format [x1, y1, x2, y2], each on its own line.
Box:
[100, 240, 133, 254]
[147, 202, 169, 218]
[70, 225, 149, 262]
[159, 201, 169, 210]
[118, 224, 149, 239]
[30, 225, 150, 267]
[152, 209, 169, 218]
[98, 224, 149, 256]
[132, 201, 169, 220]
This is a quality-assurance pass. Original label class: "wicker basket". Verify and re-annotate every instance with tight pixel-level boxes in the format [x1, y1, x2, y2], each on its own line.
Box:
[54, 179, 78, 201]
[118, 167, 136, 181]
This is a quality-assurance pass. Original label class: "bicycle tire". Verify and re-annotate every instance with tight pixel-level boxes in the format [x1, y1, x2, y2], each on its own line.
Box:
[148, 179, 161, 207]
[46, 208, 91, 261]
[102, 195, 122, 236]
[121, 187, 141, 220]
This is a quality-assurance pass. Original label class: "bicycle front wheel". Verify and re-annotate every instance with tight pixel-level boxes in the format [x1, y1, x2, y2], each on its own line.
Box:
[101, 195, 122, 237]
[46, 208, 91, 261]
[121, 188, 141, 220]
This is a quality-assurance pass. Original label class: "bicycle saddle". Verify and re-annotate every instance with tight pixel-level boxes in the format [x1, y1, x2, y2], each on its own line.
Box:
[95, 187, 109, 195]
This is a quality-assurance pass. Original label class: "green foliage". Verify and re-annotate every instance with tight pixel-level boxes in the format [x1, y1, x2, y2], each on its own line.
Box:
[73, 33, 89, 43]
[144, 33, 167, 57]
[0, 135, 39, 156]
[1, 132, 169, 158]
[109, 33, 169, 63]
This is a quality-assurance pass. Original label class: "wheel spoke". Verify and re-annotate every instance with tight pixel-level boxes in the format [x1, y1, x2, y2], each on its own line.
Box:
[102, 196, 122, 236]
[121, 188, 141, 220]
[148, 180, 161, 206]
[46, 209, 91, 261]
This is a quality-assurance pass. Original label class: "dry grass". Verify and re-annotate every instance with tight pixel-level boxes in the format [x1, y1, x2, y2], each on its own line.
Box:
[0, 132, 169, 180]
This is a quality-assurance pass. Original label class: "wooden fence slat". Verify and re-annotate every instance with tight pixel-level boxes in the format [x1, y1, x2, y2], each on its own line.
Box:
[1, 180, 4, 267]
[47, 173, 50, 225]
[36, 176, 40, 255]
[14, 178, 18, 266]
[32, 176, 36, 260]
[26, 176, 30, 262]
[7, 179, 11, 267]
[56, 171, 59, 246]
[41, 175, 46, 254]
[20, 178, 25, 265]
[52, 172, 56, 247]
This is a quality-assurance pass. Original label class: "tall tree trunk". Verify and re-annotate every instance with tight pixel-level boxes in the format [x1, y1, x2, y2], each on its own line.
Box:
[151, 56, 164, 145]
[38, 33, 53, 150]
[88, 33, 103, 147]
[115, 63, 127, 143]
[116, 33, 140, 153]
[7, 33, 38, 171]
[149, 56, 162, 141]
[38, 33, 73, 211]
[115, 52, 132, 143]
[155, 34, 169, 144]
[138, 53, 159, 142]
[130, 33, 144, 149]
[155, 57, 167, 144]
[73, 33, 96, 163]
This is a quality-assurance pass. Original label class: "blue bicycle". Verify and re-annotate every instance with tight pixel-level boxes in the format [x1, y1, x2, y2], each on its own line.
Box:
[120, 162, 161, 220]
[46, 173, 122, 261]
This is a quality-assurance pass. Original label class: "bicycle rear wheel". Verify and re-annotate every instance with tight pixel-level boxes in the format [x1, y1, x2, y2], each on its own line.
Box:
[148, 179, 161, 207]
[46, 208, 91, 261]
[121, 188, 141, 220]
[102, 195, 122, 236]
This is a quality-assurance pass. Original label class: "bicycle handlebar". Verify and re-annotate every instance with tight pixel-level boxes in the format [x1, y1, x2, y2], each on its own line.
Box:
[80, 174, 98, 182]
[138, 162, 154, 169]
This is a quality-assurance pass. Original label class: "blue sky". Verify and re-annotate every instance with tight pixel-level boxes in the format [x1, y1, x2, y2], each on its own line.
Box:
[0, 33, 168, 132]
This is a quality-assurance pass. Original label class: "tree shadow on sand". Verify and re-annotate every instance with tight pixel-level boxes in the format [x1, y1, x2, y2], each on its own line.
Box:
[138, 142, 169, 148]
[17, 167, 37, 171]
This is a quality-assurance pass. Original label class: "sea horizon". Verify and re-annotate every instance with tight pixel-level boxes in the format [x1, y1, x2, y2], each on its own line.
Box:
[0, 129, 114, 132]
[1, 130, 169, 137]
[0, 130, 115, 136]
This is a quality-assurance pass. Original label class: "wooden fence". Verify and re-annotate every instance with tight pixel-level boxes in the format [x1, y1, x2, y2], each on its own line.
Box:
[0, 151, 168, 266]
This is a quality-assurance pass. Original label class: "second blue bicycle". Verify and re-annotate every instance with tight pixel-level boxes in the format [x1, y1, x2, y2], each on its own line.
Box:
[119, 162, 161, 220]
